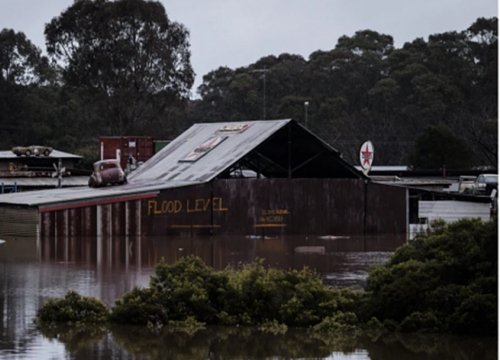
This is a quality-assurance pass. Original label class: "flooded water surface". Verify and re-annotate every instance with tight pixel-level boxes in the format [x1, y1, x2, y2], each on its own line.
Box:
[0, 234, 496, 359]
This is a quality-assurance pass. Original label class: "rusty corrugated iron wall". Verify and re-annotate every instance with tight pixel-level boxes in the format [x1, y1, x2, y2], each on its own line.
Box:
[32, 179, 407, 239]
[142, 179, 407, 237]
[0, 205, 38, 237]
[40, 200, 143, 239]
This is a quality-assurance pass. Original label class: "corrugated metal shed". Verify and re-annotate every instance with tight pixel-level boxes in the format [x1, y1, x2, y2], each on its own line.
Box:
[0, 119, 361, 207]
[0, 119, 408, 239]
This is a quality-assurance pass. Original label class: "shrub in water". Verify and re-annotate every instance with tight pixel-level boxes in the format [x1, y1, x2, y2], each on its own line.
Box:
[37, 290, 108, 324]
[312, 311, 359, 334]
[448, 293, 497, 336]
[258, 319, 288, 335]
[110, 287, 167, 327]
[229, 260, 362, 327]
[399, 311, 440, 333]
[363, 219, 497, 335]
[149, 256, 234, 323]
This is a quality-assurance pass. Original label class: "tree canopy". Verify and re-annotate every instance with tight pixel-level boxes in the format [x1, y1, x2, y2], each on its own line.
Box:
[45, 0, 194, 135]
[0, 9, 496, 169]
[190, 17, 498, 168]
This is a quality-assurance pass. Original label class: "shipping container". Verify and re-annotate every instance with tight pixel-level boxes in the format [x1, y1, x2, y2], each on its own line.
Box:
[99, 136, 154, 169]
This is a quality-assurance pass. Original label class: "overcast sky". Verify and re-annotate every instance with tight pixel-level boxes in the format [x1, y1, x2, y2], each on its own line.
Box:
[0, 0, 497, 95]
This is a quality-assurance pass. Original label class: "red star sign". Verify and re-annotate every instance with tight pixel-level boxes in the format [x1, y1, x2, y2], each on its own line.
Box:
[361, 144, 373, 166]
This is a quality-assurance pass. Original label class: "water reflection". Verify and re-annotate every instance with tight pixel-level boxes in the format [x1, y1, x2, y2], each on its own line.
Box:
[34, 233, 404, 287]
[35, 324, 497, 360]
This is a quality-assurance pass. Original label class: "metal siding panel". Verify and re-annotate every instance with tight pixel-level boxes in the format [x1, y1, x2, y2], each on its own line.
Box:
[366, 182, 407, 236]
[0, 206, 38, 237]
[419, 200, 491, 222]
[141, 179, 405, 237]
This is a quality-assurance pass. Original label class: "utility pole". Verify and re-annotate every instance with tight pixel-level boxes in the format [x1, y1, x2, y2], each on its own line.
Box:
[250, 68, 269, 119]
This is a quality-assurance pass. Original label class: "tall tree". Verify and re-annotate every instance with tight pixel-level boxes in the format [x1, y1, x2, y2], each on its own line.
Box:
[0, 29, 52, 85]
[410, 125, 473, 169]
[45, 0, 194, 135]
[0, 29, 55, 148]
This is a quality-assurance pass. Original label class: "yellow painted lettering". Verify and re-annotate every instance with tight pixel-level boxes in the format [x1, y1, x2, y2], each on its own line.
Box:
[186, 199, 195, 213]
[148, 200, 156, 215]
[203, 198, 211, 211]
[213, 197, 228, 212]
[195, 199, 205, 212]
[174, 200, 182, 213]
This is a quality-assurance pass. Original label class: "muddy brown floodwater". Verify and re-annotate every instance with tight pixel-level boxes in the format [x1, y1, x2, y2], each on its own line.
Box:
[0, 234, 496, 359]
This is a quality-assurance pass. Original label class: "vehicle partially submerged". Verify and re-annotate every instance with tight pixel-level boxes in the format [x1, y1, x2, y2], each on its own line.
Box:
[88, 159, 127, 188]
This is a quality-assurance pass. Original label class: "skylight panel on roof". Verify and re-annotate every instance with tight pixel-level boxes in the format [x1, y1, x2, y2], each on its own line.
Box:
[217, 123, 251, 133]
[179, 135, 228, 162]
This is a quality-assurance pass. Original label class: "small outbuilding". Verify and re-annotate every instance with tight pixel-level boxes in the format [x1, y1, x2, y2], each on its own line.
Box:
[0, 148, 87, 193]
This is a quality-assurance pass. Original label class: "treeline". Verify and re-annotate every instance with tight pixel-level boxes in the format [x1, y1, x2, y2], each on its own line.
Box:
[0, 0, 497, 169]
[37, 219, 497, 336]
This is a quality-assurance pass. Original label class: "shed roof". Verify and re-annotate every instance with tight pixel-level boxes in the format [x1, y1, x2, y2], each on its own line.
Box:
[0, 149, 82, 159]
[0, 119, 362, 207]
[0, 176, 89, 187]
[130, 119, 361, 183]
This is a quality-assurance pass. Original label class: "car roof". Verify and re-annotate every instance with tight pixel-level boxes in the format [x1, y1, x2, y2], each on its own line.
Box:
[94, 159, 120, 165]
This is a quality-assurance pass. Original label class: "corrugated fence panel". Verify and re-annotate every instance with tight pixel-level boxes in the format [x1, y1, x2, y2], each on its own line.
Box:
[142, 183, 213, 236]
[366, 182, 407, 235]
[0, 206, 38, 237]
[419, 200, 491, 222]
[212, 179, 367, 236]
[141, 179, 408, 237]
[6, 180, 407, 239]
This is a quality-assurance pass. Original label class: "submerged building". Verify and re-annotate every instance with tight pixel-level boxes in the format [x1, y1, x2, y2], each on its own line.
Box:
[0, 119, 407, 239]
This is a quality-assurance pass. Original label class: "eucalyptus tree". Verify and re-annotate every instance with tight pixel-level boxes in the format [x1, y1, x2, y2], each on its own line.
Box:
[410, 125, 473, 169]
[45, 0, 194, 135]
[0, 29, 56, 147]
[0, 29, 52, 85]
[464, 17, 498, 166]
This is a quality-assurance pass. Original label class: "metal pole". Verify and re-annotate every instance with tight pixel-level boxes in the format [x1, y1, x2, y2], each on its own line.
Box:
[304, 101, 309, 128]
[249, 68, 269, 120]
[263, 73, 267, 120]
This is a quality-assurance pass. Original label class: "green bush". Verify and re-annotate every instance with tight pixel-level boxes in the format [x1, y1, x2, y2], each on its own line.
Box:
[149, 256, 233, 323]
[110, 287, 166, 327]
[364, 219, 497, 336]
[399, 311, 440, 333]
[312, 311, 359, 334]
[448, 293, 497, 335]
[36, 219, 497, 337]
[230, 261, 347, 326]
[37, 290, 109, 324]
[110, 256, 363, 328]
